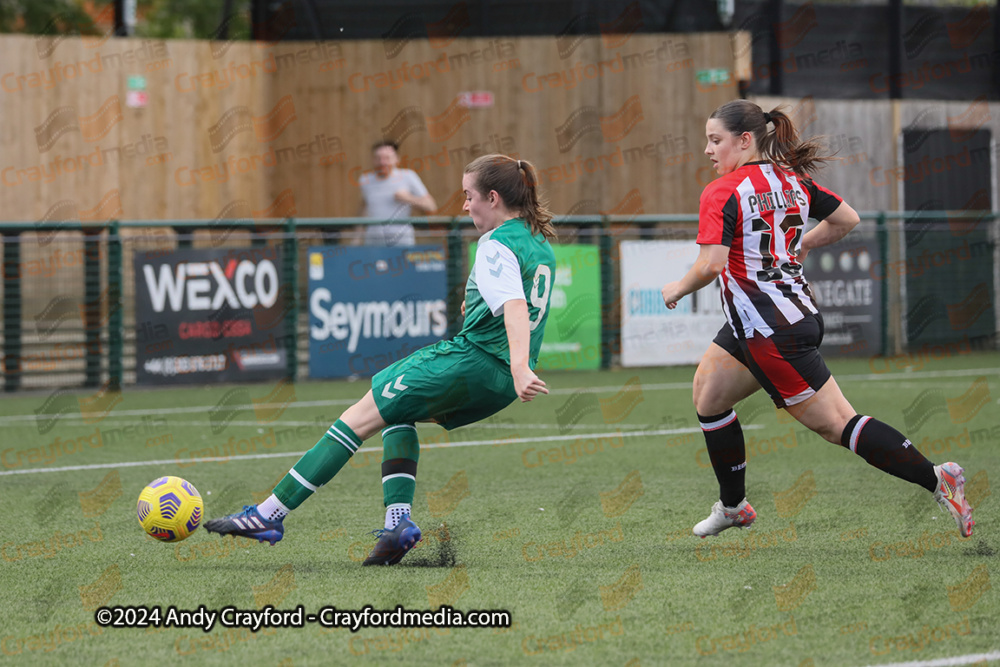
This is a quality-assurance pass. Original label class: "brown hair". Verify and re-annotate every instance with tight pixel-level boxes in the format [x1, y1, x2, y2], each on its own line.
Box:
[464, 155, 556, 241]
[371, 140, 399, 153]
[709, 100, 831, 176]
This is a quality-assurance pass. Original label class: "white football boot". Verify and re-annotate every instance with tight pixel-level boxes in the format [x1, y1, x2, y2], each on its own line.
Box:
[692, 499, 757, 538]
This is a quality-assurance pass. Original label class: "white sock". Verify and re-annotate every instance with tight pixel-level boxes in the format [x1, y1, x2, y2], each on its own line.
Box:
[385, 503, 411, 530]
[258, 495, 289, 521]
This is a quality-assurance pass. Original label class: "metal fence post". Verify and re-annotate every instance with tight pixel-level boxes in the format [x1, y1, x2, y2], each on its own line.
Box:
[599, 216, 614, 369]
[174, 225, 193, 249]
[284, 217, 298, 381]
[447, 219, 465, 339]
[2, 230, 22, 392]
[84, 230, 102, 388]
[876, 211, 889, 357]
[107, 222, 123, 389]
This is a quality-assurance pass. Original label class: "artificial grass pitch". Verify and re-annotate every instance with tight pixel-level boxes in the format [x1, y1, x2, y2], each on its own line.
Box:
[0, 354, 998, 666]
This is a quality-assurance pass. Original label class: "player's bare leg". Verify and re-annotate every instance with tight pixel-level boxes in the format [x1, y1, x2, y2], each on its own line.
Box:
[693, 343, 761, 415]
[782, 376, 855, 444]
[339, 390, 388, 440]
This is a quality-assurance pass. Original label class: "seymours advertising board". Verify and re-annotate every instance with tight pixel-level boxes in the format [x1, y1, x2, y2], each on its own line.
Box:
[620, 240, 724, 366]
[134, 246, 289, 385]
[308, 245, 448, 378]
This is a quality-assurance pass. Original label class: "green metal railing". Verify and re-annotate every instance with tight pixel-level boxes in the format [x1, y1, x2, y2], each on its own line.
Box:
[0, 211, 995, 391]
[2, 231, 21, 392]
[876, 212, 888, 360]
[108, 221, 123, 389]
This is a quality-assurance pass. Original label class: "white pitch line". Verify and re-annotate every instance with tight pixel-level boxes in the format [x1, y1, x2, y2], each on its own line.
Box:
[0, 398, 356, 422]
[861, 650, 1000, 667]
[0, 425, 761, 477]
[841, 368, 999, 382]
[0, 389, 676, 422]
[43, 419, 696, 431]
[0, 367, 994, 424]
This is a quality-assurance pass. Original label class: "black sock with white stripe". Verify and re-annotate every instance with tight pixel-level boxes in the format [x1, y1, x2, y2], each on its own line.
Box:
[381, 424, 419, 528]
[840, 415, 937, 491]
[698, 410, 747, 507]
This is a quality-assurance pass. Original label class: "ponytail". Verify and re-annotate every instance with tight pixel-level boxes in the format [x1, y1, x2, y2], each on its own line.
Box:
[757, 107, 830, 176]
[710, 100, 831, 176]
[464, 154, 557, 241]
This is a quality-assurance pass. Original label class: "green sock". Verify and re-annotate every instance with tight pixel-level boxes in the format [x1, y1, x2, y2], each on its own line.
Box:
[381, 424, 420, 507]
[272, 419, 362, 510]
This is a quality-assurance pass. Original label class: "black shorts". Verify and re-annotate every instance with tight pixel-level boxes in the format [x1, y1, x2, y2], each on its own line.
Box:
[713, 314, 832, 409]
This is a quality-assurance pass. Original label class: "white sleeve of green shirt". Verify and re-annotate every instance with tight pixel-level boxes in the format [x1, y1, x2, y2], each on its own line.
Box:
[475, 239, 524, 316]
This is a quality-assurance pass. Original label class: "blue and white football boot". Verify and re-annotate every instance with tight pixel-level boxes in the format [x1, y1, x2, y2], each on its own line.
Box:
[362, 516, 422, 565]
[203, 505, 284, 545]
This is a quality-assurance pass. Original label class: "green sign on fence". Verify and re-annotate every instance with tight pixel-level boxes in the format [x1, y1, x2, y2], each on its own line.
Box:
[696, 68, 730, 86]
[467, 242, 601, 370]
[538, 244, 601, 370]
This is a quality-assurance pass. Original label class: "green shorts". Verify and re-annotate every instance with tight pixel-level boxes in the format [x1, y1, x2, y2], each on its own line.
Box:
[372, 336, 517, 430]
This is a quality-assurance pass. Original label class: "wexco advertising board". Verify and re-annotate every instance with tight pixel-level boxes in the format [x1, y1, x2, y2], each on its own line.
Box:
[467, 242, 601, 370]
[620, 240, 723, 366]
[308, 246, 447, 378]
[134, 247, 289, 384]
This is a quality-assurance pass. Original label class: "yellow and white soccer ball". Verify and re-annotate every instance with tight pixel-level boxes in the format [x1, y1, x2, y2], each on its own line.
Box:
[136, 476, 203, 542]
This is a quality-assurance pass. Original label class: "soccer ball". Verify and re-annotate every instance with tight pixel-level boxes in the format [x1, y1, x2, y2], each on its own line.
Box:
[136, 476, 203, 542]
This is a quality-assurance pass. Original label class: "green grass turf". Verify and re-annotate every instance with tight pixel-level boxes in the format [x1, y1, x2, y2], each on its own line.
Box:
[1, 353, 998, 666]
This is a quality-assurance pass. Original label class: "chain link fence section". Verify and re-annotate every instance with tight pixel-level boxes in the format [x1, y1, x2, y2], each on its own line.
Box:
[1, 214, 996, 391]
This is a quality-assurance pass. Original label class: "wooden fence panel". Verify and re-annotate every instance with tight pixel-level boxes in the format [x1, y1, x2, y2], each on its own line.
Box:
[1, 32, 743, 221]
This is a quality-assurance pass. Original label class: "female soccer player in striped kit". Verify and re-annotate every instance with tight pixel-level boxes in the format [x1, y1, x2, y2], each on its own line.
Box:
[205, 155, 557, 565]
[660, 100, 973, 539]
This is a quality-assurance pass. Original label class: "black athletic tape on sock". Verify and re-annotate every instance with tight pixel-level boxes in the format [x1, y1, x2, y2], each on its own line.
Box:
[381, 458, 418, 478]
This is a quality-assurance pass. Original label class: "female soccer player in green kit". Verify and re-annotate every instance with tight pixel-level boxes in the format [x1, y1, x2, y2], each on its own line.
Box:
[205, 155, 558, 565]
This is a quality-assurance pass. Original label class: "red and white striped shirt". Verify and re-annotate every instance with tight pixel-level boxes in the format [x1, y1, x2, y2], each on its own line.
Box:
[696, 161, 843, 337]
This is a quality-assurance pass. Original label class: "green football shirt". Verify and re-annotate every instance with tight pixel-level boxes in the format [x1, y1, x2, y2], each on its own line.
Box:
[461, 218, 556, 367]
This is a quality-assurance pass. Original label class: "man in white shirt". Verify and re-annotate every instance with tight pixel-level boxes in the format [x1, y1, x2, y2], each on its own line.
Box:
[357, 141, 437, 246]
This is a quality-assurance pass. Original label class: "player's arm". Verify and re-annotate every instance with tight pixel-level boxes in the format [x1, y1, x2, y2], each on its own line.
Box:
[396, 191, 437, 213]
[798, 180, 858, 261]
[799, 201, 860, 261]
[504, 299, 548, 402]
[475, 240, 548, 402]
[409, 193, 437, 213]
[662, 185, 736, 308]
[661, 244, 730, 309]
[394, 174, 437, 213]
